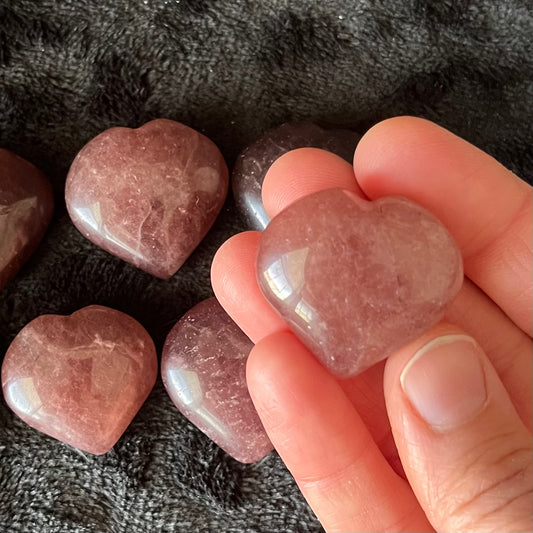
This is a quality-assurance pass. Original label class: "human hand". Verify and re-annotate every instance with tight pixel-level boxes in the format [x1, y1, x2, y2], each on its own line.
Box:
[211, 117, 533, 532]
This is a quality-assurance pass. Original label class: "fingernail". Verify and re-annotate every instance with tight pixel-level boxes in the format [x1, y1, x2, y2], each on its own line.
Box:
[400, 334, 488, 431]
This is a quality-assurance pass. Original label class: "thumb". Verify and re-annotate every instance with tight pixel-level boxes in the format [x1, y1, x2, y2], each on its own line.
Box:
[384, 324, 533, 533]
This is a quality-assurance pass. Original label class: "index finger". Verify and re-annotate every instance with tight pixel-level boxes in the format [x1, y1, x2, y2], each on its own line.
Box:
[353, 116, 532, 336]
[248, 331, 433, 533]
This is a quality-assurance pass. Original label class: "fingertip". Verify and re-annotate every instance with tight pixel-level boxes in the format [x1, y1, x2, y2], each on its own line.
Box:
[353, 116, 444, 196]
[383, 323, 533, 532]
[246, 330, 292, 377]
[211, 232, 287, 342]
[246, 330, 317, 393]
[211, 231, 260, 305]
[246, 331, 298, 404]
[246, 330, 336, 430]
[262, 147, 362, 218]
[353, 114, 528, 200]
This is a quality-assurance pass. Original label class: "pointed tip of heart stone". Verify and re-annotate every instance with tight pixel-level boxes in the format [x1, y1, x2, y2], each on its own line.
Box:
[257, 188, 463, 378]
[1, 305, 157, 455]
[65, 119, 229, 278]
[161, 297, 273, 463]
[0, 149, 54, 291]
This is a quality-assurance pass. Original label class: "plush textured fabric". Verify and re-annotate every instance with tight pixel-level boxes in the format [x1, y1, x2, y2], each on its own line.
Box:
[0, 1, 531, 532]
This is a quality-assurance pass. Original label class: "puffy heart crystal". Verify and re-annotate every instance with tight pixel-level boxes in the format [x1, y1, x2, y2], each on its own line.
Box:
[65, 119, 228, 278]
[161, 297, 272, 463]
[1, 306, 157, 454]
[232, 122, 359, 230]
[0, 149, 53, 290]
[257, 189, 463, 378]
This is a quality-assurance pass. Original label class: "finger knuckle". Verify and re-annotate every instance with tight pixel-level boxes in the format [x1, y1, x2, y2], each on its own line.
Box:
[436, 432, 533, 532]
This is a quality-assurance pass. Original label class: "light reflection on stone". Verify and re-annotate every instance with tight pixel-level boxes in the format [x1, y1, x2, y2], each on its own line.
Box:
[263, 258, 293, 301]
[262, 247, 309, 301]
[76, 202, 148, 262]
[294, 298, 315, 325]
[6, 377, 42, 417]
[166, 368, 203, 408]
[75, 203, 103, 233]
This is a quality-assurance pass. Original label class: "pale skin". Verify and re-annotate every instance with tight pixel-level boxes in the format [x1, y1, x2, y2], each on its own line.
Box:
[211, 117, 533, 532]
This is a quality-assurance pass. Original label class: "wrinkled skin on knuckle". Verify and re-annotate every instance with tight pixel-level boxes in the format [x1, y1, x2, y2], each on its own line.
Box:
[430, 434, 533, 532]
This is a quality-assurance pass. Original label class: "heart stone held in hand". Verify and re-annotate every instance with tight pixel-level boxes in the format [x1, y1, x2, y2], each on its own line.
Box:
[257, 189, 463, 378]
[0, 149, 53, 290]
[65, 119, 228, 278]
[162, 297, 272, 463]
[1, 306, 157, 454]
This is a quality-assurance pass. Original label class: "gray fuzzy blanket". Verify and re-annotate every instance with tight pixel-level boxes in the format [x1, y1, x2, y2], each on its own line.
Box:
[0, 1, 532, 532]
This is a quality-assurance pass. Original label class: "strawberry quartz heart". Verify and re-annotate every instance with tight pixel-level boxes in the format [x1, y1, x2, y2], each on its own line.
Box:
[0, 149, 53, 290]
[65, 119, 228, 278]
[161, 297, 272, 463]
[257, 189, 463, 378]
[1, 306, 157, 454]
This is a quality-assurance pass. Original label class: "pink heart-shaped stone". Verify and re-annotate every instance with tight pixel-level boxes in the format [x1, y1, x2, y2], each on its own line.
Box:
[1, 305, 157, 454]
[162, 297, 272, 463]
[257, 189, 463, 378]
[0, 149, 53, 290]
[65, 119, 228, 278]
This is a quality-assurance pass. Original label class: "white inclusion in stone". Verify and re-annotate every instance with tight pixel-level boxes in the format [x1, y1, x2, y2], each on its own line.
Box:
[194, 167, 220, 195]
[6, 377, 42, 417]
[167, 368, 203, 408]
[0, 196, 37, 220]
[0, 197, 37, 269]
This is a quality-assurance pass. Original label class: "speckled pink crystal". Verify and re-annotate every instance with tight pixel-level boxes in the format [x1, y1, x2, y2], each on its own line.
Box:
[161, 297, 272, 463]
[257, 189, 463, 378]
[0, 149, 53, 290]
[1, 305, 157, 455]
[65, 119, 228, 278]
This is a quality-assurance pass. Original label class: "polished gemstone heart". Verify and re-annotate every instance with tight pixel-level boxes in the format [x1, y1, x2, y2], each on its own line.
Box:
[1, 305, 157, 454]
[232, 122, 359, 230]
[0, 149, 53, 290]
[65, 119, 228, 278]
[161, 297, 272, 463]
[257, 189, 463, 378]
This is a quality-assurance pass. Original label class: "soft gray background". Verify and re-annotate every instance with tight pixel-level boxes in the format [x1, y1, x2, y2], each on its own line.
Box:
[0, 1, 532, 532]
